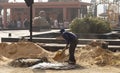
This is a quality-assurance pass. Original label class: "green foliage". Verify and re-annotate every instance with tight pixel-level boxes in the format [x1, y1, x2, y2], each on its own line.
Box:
[69, 17, 112, 34]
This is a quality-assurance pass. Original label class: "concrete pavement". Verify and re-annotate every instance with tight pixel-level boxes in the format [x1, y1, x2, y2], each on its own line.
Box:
[0, 29, 60, 42]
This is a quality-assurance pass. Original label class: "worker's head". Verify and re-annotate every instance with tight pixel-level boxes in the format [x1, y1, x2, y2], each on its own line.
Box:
[60, 28, 65, 34]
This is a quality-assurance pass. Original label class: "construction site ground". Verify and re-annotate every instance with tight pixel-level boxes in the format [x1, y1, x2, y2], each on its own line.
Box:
[0, 30, 120, 73]
[0, 65, 119, 73]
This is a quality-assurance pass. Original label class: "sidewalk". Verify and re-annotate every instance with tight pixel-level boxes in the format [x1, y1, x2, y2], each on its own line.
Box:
[0, 29, 60, 42]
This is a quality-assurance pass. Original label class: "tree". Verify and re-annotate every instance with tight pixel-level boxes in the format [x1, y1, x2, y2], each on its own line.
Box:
[70, 17, 112, 34]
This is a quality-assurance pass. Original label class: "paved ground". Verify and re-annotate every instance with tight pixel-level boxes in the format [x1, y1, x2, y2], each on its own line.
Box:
[0, 29, 60, 42]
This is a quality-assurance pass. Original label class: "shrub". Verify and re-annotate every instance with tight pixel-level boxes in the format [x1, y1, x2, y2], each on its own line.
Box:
[69, 17, 112, 34]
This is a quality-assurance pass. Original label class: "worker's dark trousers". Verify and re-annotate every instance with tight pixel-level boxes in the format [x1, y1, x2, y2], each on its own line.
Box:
[69, 39, 78, 63]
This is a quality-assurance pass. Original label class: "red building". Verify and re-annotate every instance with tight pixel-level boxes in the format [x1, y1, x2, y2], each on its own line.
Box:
[0, 2, 91, 28]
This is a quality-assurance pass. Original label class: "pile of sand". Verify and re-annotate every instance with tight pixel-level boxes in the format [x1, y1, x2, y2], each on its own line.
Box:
[53, 40, 120, 67]
[75, 40, 120, 66]
[0, 41, 119, 67]
[75, 46, 120, 66]
[0, 42, 54, 61]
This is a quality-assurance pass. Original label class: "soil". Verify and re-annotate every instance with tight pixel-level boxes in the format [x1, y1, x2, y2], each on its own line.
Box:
[0, 41, 119, 73]
[0, 65, 119, 73]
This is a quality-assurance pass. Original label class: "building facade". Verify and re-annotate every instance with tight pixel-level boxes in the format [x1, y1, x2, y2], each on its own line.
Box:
[0, 2, 91, 28]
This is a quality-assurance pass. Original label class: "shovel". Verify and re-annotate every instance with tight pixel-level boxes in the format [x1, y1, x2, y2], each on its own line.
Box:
[53, 48, 67, 61]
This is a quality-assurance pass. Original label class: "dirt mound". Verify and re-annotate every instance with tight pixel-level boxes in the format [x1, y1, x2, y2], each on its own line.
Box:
[53, 40, 120, 66]
[75, 46, 120, 66]
[0, 42, 53, 61]
[75, 40, 120, 66]
[0, 41, 119, 67]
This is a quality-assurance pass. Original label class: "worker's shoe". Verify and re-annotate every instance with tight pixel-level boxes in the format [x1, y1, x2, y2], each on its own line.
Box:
[68, 61, 76, 65]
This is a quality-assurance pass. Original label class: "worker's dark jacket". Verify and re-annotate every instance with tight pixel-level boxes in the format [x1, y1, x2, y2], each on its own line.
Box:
[62, 31, 78, 63]
[61, 32, 78, 44]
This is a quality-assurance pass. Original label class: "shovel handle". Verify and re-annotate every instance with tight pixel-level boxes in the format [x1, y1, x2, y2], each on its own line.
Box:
[62, 47, 67, 52]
